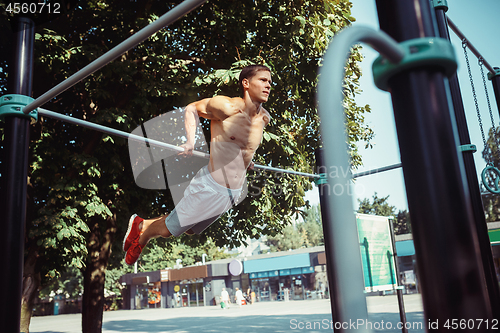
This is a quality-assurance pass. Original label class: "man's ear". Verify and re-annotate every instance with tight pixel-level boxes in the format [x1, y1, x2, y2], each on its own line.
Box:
[241, 78, 250, 90]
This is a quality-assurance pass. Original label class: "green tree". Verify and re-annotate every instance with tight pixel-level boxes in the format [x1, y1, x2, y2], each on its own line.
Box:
[1, 0, 373, 331]
[302, 204, 324, 246]
[482, 126, 500, 222]
[394, 209, 412, 235]
[357, 193, 411, 235]
[266, 224, 306, 252]
[266, 204, 323, 250]
[357, 193, 397, 217]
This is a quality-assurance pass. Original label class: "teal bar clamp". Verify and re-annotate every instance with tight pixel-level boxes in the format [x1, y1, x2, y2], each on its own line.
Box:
[459, 144, 477, 153]
[0, 94, 38, 122]
[314, 173, 328, 186]
[372, 37, 457, 92]
[431, 0, 448, 11]
[487, 68, 500, 80]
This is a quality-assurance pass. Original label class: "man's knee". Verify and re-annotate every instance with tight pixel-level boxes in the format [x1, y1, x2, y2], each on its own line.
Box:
[160, 225, 172, 238]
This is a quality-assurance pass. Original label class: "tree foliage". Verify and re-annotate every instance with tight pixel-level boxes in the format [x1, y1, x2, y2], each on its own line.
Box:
[0, 0, 373, 331]
[265, 204, 324, 251]
[482, 127, 500, 222]
[358, 193, 397, 217]
[357, 193, 411, 235]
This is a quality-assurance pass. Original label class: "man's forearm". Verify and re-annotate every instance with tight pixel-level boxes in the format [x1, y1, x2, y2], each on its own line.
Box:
[184, 104, 200, 145]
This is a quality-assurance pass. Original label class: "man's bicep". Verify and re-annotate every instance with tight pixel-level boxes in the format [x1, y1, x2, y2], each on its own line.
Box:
[187, 98, 215, 119]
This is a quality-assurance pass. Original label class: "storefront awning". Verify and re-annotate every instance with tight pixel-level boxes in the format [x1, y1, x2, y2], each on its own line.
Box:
[489, 228, 500, 246]
[395, 240, 415, 257]
[243, 253, 311, 273]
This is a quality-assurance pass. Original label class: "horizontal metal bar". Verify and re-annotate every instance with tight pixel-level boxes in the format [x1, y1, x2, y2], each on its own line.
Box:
[23, 0, 207, 114]
[40, 106, 403, 180]
[38, 108, 210, 158]
[38, 108, 318, 178]
[447, 16, 496, 74]
[40, 110, 402, 181]
[252, 164, 320, 178]
[352, 162, 403, 179]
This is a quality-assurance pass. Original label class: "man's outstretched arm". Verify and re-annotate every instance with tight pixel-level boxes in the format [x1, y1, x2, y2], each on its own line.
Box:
[180, 98, 212, 156]
[181, 96, 236, 155]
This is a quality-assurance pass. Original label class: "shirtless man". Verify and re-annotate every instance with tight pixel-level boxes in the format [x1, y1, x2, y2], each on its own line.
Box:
[123, 65, 272, 265]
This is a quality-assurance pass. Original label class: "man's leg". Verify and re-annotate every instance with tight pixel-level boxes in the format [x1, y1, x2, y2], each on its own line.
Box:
[137, 215, 171, 245]
[125, 213, 195, 265]
[138, 216, 195, 245]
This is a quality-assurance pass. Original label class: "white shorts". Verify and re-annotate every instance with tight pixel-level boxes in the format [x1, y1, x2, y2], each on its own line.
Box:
[165, 166, 245, 237]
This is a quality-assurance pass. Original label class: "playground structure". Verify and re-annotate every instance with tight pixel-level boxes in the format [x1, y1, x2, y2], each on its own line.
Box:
[2, 0, 500, 332]
[317, 0, 500, 331]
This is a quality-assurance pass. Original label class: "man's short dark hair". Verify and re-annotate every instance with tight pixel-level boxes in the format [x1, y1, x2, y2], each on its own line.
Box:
[238, 64, 271, 94]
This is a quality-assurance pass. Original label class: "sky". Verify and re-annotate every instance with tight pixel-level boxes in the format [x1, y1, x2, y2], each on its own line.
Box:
[306, 0, 500, 213]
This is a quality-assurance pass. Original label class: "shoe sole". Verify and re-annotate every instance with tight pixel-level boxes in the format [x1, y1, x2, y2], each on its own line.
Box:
[123, 214, 138, 251]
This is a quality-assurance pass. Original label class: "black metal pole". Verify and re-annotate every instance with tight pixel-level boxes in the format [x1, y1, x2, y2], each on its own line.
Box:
[389, 218, 408, 333]
[376, 0, 493, 328]
[434, 5, 500, 320]
[315, 148, 340, 332]
[0, 17, 35, 333]
[361, 238, 373, 292]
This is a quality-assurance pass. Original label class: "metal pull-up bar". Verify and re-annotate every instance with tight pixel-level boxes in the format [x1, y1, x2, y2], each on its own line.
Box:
[39, 107, 405, 181]
[38, 108, 323, 178]
[447, 17, 496, 74]
[22, 0, 208, 114]
[38, 108, 209, 158]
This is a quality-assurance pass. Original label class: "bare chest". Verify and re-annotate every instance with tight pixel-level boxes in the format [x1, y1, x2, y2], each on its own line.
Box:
[212, 111, 267, 150]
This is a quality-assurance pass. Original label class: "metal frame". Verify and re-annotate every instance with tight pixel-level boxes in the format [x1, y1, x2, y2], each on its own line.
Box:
[317, 25, 404, 332]
[434, 6, 500, 318]
[3, 2, 207, 331]
[40, 107, 404, 181]
[23, 0, 207, 114]
[1, 17, 35, 333]
[447, 17, 496, 74]
[375, 0, 495, 326]
[352, 162, 402, 179]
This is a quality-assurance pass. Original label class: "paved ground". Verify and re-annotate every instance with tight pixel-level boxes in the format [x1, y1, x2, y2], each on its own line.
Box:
[30, 294, 425, 333]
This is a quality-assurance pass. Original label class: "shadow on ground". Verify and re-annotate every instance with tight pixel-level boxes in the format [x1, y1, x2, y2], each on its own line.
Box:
[104, 312, 425, 333]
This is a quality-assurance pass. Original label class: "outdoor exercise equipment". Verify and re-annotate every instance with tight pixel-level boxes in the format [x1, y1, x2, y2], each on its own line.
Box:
[0, 17, 34, 333]
[434, 3, 500, 319]
[5, 0, 499, 332]
[0, 2, 408, 330]
[1, 97, 404, 186]
[317, 25, 405, 331]
[316, 0, 498, 329]
[461, 39, 500, 194]
[380, 0, 496, 325]
[0, 1, 207, 332]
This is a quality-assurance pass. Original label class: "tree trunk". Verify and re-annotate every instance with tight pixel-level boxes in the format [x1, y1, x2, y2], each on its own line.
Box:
[20, 248, 41, 333]
[82, 212, 117, 333]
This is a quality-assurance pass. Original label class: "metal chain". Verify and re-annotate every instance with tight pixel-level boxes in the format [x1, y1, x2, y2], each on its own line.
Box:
[479, 58, 496, 129]
[463, 39, 490, 164]
[479, 57, 500, 151]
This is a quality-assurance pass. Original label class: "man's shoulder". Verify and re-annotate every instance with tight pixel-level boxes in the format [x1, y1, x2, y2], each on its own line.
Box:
[261, 107, 271, 125]
[208, 96, 244, 110]
[210, 95, 242, 103]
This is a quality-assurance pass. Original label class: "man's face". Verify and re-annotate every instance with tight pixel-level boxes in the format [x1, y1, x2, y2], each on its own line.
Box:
[244, 70, 272, 103]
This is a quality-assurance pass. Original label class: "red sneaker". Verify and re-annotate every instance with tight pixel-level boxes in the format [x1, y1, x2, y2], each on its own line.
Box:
[125, 240, 145, 265]
[123, 214, 144, 252]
